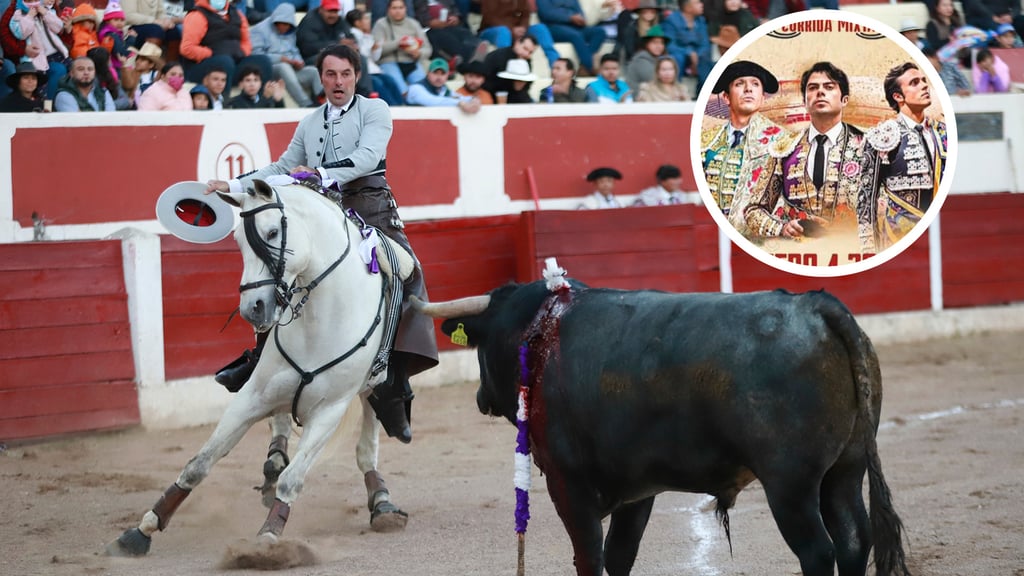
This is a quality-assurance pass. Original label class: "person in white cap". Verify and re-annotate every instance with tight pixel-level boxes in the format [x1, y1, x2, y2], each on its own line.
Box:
[898, 18, 927, 50]
[205, 44, 438, 445]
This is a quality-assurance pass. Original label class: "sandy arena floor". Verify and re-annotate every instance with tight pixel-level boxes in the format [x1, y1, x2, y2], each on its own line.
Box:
[2, 331, 1022, 576]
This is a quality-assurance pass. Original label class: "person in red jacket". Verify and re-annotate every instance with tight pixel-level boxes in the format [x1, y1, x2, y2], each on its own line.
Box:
[179, 0, 272, 87]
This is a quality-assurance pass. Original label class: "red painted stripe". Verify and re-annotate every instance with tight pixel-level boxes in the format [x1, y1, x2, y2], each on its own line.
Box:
[0, 351, 135, 390]
[0, 406, 140, 442]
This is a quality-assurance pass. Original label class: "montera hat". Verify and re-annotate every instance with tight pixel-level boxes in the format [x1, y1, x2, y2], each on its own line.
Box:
[5, 61, 45, 89]
[497, 58, 537, 82]
[712, 60, 779, 94]
[156, 182, 235, 244]
[586, 167, 623, 181]
[457, 59, 487, 76]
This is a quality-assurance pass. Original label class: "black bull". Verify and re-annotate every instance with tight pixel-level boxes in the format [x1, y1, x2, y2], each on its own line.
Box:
[414, 281, 911, 576]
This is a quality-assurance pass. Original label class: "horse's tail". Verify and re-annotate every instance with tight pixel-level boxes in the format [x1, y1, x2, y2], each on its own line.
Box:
[815, 291, 911, 576]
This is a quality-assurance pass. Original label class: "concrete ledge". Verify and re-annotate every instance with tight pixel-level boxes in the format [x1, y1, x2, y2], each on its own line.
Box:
[858, 302, 1024, 346]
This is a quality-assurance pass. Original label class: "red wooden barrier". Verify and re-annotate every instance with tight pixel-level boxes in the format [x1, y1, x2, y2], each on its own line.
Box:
[516, 205, 720, 293]
[730, 235, 932, 315]
[161, 236, 253, 381]
[941, 193, 1024, 308]
[0, 241, 138, 442]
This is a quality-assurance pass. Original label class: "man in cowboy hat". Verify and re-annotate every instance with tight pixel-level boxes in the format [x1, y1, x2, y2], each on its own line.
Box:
[205, 44, 438, 444]
[494, 57, 538, 103]
[743, 61, 866, 242]
[700, 59, 791, 232]
[579, 167, 625, 209]
[0, 61, 46, 113]
[482, 33, 538, 102]
[856, 61, 947, 254]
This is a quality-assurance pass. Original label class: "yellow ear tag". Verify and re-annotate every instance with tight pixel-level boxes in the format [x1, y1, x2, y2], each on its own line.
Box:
[450, 323, 469, 346]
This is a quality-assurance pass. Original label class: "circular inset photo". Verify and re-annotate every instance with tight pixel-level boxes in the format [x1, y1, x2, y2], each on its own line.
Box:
[690, 10, 957, 276]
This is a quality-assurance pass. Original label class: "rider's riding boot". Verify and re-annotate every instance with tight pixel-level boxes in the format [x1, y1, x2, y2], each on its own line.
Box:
[214, 331, 269, 393]
[368, 354, 415, 444]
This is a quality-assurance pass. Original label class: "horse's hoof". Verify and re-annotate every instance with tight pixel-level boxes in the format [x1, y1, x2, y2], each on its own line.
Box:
[370, 501, 408, 533]
[257, 531, 279, 545]
[104, 528, 151, 557]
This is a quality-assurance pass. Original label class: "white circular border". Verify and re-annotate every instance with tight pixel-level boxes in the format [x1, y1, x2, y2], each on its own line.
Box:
[688, 9, 959, 278]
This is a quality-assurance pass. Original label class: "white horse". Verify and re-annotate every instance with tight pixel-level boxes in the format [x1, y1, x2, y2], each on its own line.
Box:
[107, 180, 412, 557]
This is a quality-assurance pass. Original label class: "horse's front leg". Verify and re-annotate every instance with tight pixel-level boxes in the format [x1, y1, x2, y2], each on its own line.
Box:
[259, 398, 353, 542]
[358, 392, 408, 533]
[257, 412, 293, 508]
[105, 395, 269, 557]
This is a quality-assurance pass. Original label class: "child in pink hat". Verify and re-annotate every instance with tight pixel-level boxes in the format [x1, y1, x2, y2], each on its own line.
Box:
[99, 1, 136, 77]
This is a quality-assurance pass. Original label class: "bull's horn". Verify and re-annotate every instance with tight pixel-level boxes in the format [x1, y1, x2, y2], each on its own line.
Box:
[409, 294, 491, 318]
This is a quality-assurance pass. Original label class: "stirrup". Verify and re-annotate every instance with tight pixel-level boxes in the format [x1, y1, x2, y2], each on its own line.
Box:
[214, 349, 256, 393]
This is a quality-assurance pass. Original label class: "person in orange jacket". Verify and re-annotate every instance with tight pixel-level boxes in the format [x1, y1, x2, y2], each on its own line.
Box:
[179, 0, 272, 87]
[69, 3, 101, 58]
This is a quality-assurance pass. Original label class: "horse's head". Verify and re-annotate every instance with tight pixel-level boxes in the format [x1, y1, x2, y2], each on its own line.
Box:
[219, 180, 311, 332]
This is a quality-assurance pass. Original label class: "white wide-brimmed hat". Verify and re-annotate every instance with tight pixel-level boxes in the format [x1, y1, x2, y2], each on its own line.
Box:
[497, 58, 537, 82]
[156, 182, 235, 244]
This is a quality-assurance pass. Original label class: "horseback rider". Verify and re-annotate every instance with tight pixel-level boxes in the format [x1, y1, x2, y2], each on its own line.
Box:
[205, 44, 438, 444]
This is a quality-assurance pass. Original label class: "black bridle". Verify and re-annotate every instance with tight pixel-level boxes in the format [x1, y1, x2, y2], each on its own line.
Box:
[238, 190, 353, 322]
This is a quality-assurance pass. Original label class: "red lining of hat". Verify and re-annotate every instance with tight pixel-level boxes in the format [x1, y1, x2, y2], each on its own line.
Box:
[174, 199, 217, 227]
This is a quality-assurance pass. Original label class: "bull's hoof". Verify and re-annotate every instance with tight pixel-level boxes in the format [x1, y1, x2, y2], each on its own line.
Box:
[370, 501, 408, 533]
[104, 528, 151, 557]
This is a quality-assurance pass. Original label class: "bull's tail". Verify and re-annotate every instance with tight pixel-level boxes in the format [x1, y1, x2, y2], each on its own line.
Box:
[816, 292, 911, 576]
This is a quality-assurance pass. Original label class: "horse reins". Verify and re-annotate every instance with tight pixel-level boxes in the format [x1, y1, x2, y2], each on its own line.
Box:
[239, 191, 384, 426]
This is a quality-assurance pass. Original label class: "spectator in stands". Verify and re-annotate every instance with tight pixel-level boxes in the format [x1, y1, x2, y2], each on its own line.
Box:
[297, 0, 356, 68]
[413, 0, 485, 68]
[615, 0, 664, 64]
[992, 22, 1023, 47]
[70, 3, 101, 58]
[99, 1, 136, 78]
[122, 41, 163, 105]
[455, 59, 494, 103]
[372, 0, 431, 96]
[406, 57, 482, 111]
[251, 3, 321, 107]
[634, 164, 693, 206]
[578, 167, 623, 209]
[137, 59, 194, 108]
[662, 0, 711, 91]
[0, 61, 46, 112]
[478, 0, 560, 68]
[494, 57, 536, 102]
[625, 24, 669, 92]
[539, 56, 587, 102]
[482, 32, 536, 100]
[202, 64, 229, 107]
[585, 52, 631, 102]
[347, 7, 404, 105]
[190, 82, 213, 108]
[54, 55, 117, 111]
[899, 19, 927, 51]
[536, 0, 607, 76]
[927, 0, 963, 51]
[255, 0, 328, 17]
[924, 46, 970, 96]
[962, 46, 1011, 92]
[636, 54, 687, 101]
[87, 46, 132, 109]
[962, 0, 1024, 38]
[227, 63, 286, 106]
[122, 0, 184, 61]
[180, 0, 273, 87]
[9, 0, 70, 100]
[707, 0, 756, 54]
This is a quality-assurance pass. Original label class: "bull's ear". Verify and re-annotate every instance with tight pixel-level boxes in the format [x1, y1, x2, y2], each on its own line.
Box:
[251, 179, 275, 201]
[441, 317, 485, 348]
